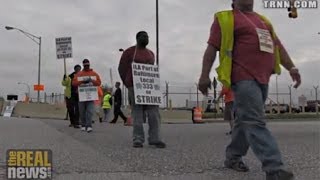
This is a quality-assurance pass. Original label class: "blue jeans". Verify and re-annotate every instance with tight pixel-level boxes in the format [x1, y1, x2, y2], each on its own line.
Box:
[128, 87, 161, 144]
[225, 80, 284, 172]
[78, 101, 95, 128]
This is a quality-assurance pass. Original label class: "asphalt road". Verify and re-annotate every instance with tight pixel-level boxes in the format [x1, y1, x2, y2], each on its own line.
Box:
[0, 117, 319, 180]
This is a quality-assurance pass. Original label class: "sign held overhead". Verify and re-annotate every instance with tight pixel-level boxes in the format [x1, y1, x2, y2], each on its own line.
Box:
[56, 37, 72, 59]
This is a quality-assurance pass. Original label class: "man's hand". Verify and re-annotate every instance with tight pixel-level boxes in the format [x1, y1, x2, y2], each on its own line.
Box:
[289, 67, 301, 88]
[198, 76, 211, 96]
[83, 78, 92, 84]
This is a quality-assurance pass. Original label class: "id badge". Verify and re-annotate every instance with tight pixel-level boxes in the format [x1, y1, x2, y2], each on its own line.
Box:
[256, 28, 274, 53]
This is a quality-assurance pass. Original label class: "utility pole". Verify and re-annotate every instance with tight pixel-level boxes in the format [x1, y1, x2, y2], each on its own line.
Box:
[276, 75, 280, 114]
[109, 68, 113, 88]
[156, 0, 159, 65]
[288, 85, 292, 113]
[165, 81, 169, 109]
[314, 86, 319, 115]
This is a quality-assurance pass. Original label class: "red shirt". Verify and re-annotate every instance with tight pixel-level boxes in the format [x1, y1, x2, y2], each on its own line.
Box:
[118, 46, 155, 87]
[208, 10, 284, 85]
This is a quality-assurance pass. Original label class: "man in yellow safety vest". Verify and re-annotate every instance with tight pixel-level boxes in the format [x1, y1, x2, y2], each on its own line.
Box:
[198, 1, 301, 180]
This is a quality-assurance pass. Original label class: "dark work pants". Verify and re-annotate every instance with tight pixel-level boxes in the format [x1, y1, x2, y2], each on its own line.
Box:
[112, 105, 127, 122]
[66, 97, 80, 126]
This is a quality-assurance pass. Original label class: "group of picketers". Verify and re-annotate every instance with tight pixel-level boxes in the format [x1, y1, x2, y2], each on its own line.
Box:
[61, 59, 128, 133]
[61, 31, 166, 149]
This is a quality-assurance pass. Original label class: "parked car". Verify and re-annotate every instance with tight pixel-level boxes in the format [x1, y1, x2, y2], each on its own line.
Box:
[290, 105, 301, 113]
[265, 104, 287, 114]
[302, 100, 320, 112]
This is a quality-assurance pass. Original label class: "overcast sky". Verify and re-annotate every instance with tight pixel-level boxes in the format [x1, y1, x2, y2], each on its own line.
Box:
[0, 0, 319, 106]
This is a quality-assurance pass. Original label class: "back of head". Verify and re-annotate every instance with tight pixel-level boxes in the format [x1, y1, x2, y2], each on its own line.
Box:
[74, 64, 81, 72]
[115, 82, 121, 88]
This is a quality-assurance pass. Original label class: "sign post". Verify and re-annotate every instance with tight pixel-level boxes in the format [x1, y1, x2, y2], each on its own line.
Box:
[132, 63, 162, 106]
[55, 37, 72, 75]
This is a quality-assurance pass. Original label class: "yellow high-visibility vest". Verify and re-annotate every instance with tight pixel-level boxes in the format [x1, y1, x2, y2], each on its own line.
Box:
[214, 10, 281, 88]
[102, 94, 112, 109]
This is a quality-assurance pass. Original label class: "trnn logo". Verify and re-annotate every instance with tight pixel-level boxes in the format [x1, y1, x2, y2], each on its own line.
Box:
[263, 0, 318, 9]
[6, 149, 52, 180]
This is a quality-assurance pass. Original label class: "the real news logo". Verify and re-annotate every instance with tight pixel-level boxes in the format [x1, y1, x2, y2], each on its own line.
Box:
[6, 149, 52, 180]
[263, 0, 318, 8]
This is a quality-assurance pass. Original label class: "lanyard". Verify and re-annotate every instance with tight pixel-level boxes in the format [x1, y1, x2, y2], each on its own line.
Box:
[132, 46, 154, 64]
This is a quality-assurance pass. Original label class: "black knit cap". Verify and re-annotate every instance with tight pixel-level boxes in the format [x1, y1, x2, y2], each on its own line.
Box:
[82, 59, 90, 65]
[74, 64, 81, 70]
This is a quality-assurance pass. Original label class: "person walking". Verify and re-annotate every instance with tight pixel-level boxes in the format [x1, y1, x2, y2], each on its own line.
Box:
[198, 0, 301, 179]
[61, 64, 81, 128]
[110, 82, 127, 124]
[73, 59, 102, 133]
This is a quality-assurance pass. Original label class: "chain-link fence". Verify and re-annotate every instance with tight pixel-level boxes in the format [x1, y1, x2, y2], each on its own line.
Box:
[29, 93, 65, 105]
[120, 81, 319, 112]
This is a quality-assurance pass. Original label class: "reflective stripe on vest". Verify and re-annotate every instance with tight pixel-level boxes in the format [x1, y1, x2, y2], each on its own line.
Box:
[214, 10, 281, 88]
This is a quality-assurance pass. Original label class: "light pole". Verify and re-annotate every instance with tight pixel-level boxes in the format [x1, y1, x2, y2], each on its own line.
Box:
[276, 75, 280, 114]
[156, 0, 159, 66]
[314, 85, 319, 115]
[5, 26, 41, 103]
[18, 82, 30, 101]
[288, 85, 292, 113]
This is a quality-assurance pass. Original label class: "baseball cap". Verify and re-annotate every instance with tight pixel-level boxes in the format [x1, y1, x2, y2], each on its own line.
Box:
[82, 59, 90, 66]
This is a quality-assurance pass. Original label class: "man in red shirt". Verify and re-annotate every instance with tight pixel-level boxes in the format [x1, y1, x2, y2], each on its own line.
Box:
[198, 0, 301, 180]
[118, 31, 166, 148]
[217, 85, 234, 135]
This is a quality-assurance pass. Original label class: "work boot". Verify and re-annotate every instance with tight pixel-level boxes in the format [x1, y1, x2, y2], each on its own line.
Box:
[149, 141, 166, 148]
[266, 170, 294, 180]
[224, 160, 249, 172]
[133, 142, 143, 148]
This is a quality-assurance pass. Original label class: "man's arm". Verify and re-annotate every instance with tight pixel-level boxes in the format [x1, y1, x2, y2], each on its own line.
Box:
[279, 43, 295, 71]
[201, 45, 217, 78]
[198, 44, 218, 95]
[118, 50, 131, 83]
[278, 41, 301, 88]
[198, 17, 221, 95]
